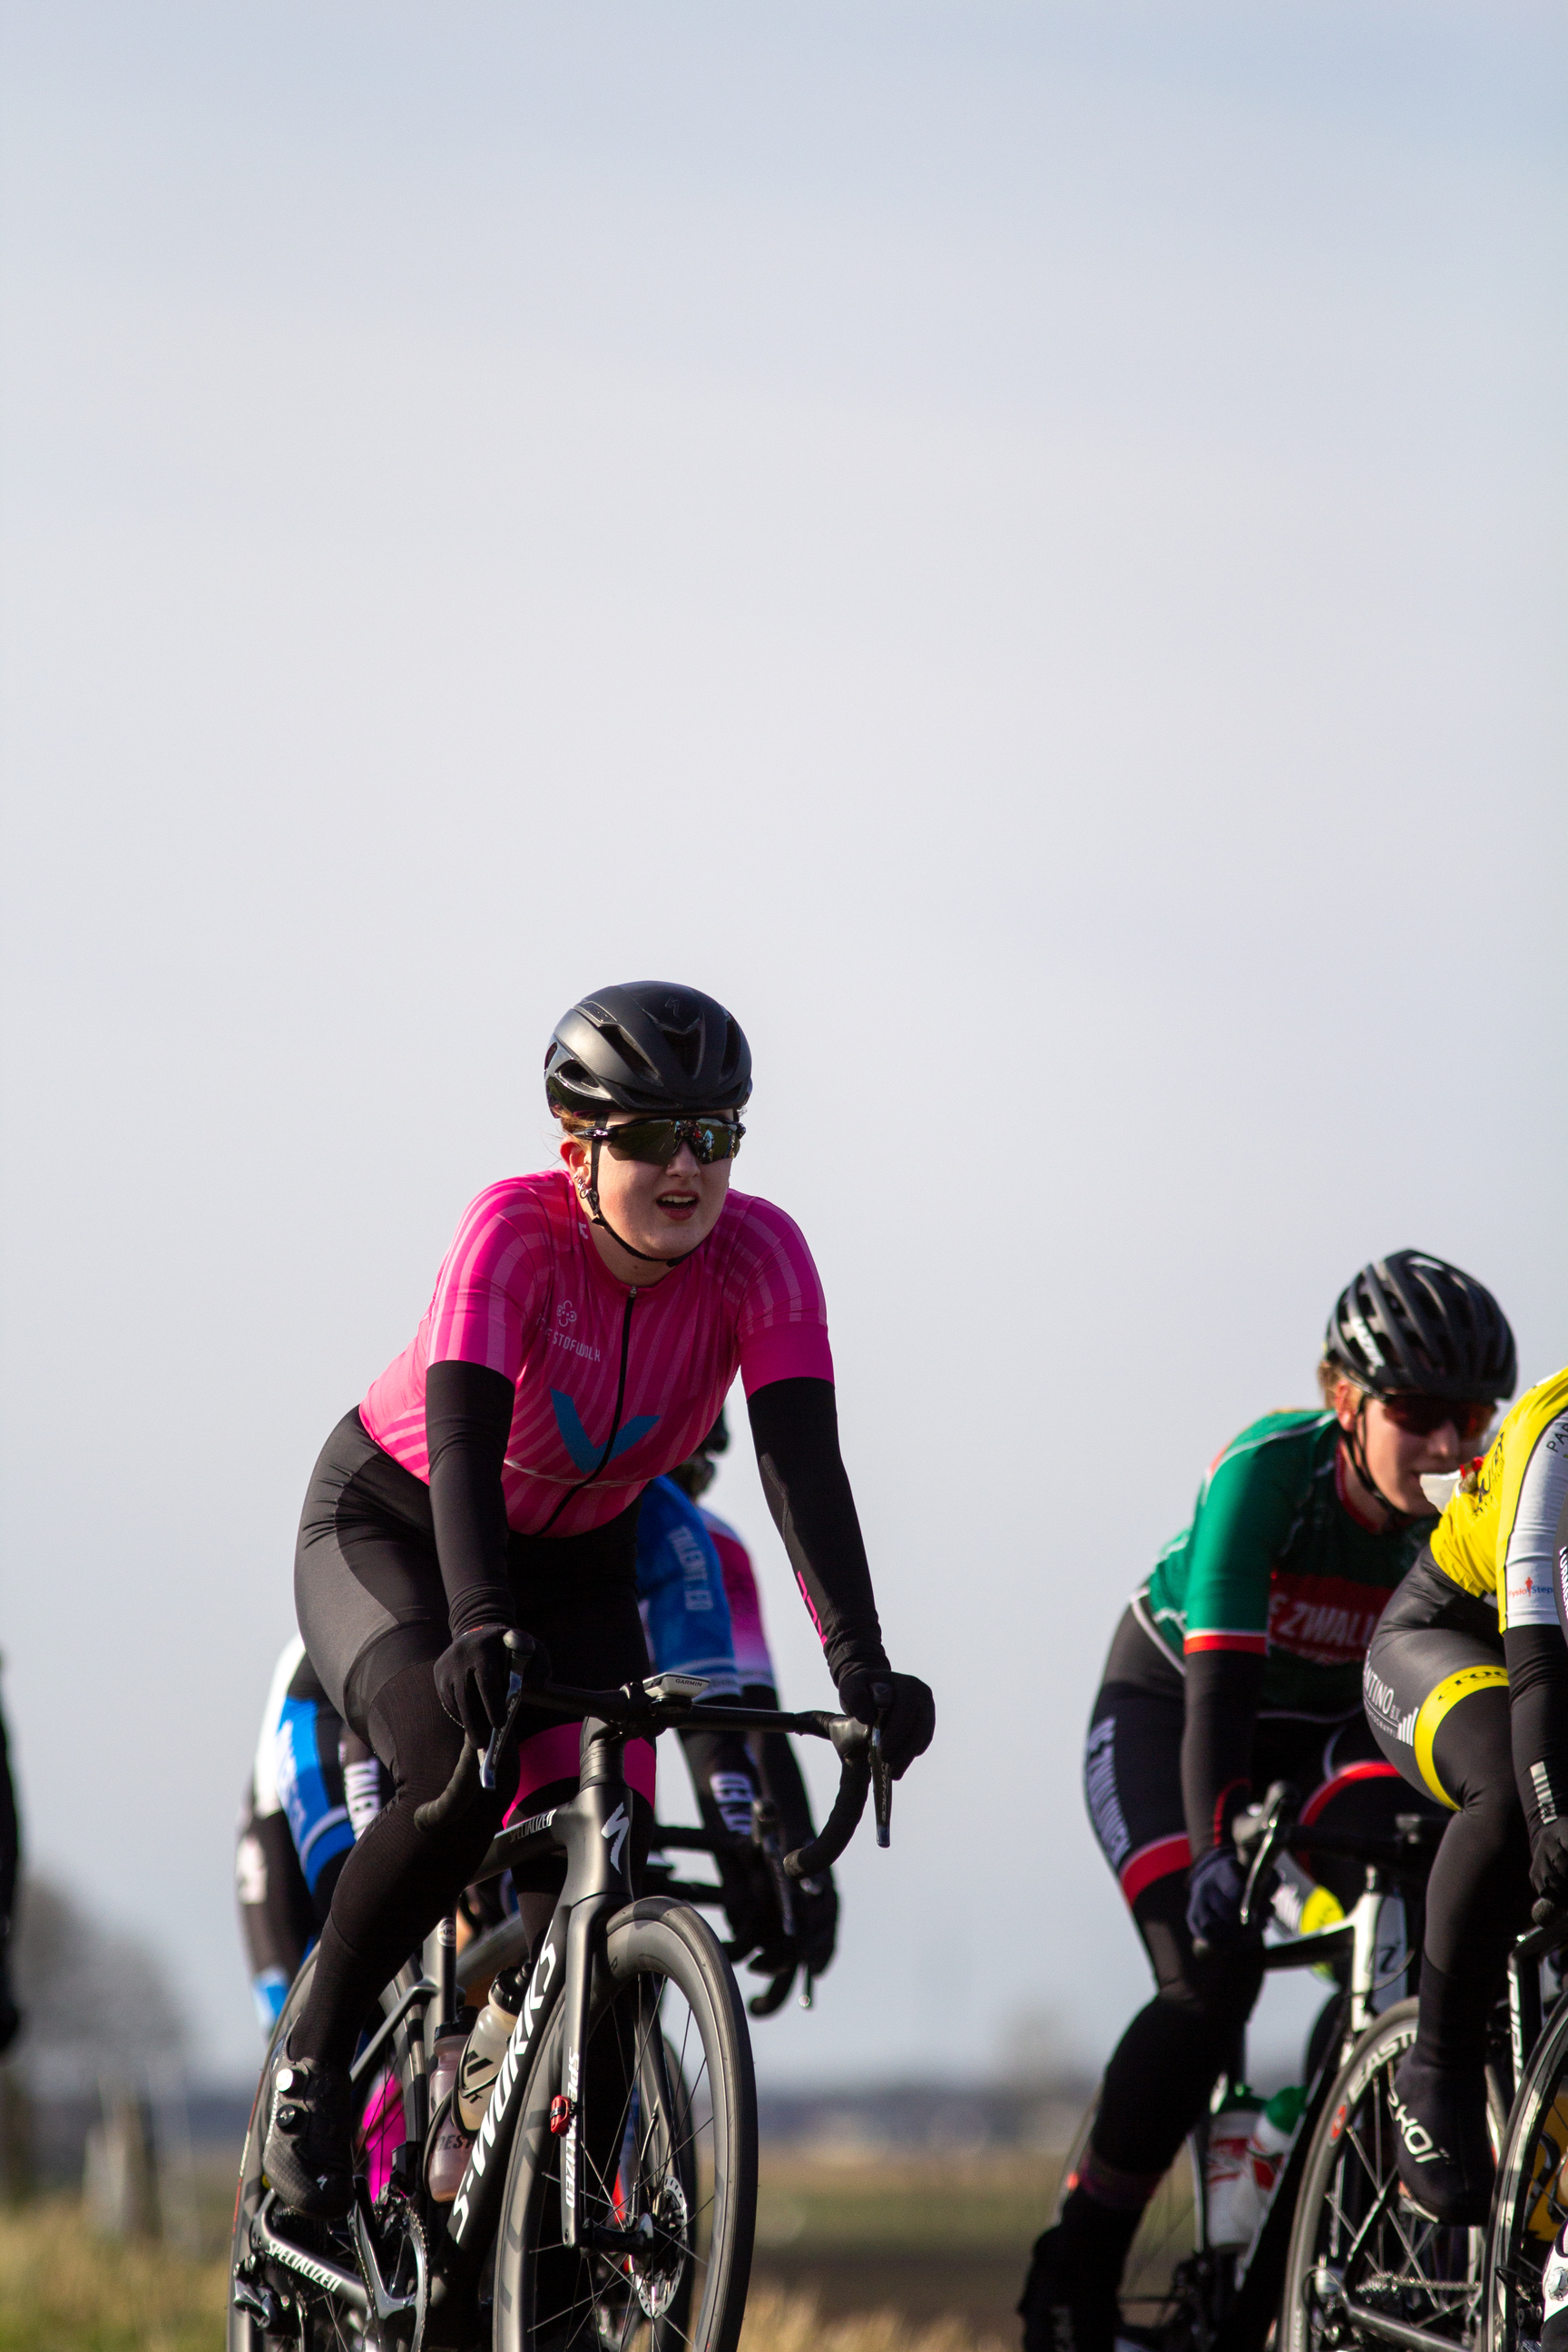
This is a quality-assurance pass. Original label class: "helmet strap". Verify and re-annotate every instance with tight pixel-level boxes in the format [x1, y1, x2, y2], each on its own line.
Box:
[1342, 1394, 1415, 1530]
[576, 1132, 701, 1271]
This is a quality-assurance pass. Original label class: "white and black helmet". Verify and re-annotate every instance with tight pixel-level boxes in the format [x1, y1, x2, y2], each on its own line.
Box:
[1325, 1250, 1515, 1405]
[544, 984, 751, 1119]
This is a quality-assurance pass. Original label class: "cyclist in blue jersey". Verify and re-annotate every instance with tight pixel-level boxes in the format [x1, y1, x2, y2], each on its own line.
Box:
[236, 1641, 387, 2030]
[669, 1413, 838, 1982]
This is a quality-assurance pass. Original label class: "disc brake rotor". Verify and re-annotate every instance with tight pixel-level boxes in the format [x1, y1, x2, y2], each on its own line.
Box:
[632, 2174, 691, 2319]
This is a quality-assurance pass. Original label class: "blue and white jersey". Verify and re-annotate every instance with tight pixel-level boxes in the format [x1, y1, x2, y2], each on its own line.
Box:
[255, 1637, 356, 1903]
[636, 1477, 741, 1698]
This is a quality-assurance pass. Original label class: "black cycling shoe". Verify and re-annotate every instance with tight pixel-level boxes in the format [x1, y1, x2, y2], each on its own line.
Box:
[261, 2049, 354, 2219]
[1387, 2052, 1494, 2227]
[1018, 2223, 1119, 2352]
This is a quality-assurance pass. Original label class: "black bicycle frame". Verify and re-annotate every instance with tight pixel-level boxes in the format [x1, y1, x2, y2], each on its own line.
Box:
[257, 1672, 877, 2337]
[444, 1710, 636, 2276]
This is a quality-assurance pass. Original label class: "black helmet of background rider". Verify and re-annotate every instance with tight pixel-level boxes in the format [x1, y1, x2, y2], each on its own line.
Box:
[1323, 1250, 1515, 1515]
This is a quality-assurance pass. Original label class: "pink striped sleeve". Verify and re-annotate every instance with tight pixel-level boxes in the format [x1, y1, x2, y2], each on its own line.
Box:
[424, 1185, 544, 1379]
[732, 1200, 835, 1397]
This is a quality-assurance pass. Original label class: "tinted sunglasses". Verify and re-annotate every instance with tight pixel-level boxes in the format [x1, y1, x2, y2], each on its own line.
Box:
[596, 1116, 745, 1169]
[1379, 1393, 1494, 1443]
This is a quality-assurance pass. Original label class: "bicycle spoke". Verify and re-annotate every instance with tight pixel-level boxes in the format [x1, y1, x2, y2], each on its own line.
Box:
[1337, 2158, 1403, 2279]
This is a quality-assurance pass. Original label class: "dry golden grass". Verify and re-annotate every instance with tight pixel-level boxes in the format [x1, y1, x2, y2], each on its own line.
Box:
[0, 2200, 1004, 2352]
[740, 2281, 1006, 2352]
[0, 2199, 227, 2352]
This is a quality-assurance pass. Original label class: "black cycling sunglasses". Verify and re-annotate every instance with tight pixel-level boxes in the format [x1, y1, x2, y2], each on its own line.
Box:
[1379, 1393, 1494, 1444]
[596, 1115, 745, 1169]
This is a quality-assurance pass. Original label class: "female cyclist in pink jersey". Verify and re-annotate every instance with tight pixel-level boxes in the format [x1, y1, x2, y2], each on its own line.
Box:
[262, 983, 935, 2216]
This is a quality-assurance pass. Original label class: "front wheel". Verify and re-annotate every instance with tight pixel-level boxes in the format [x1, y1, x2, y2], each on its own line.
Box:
[491, 1897, 757, 2352]
[1484, 1990, 1568, 2352]
[1280, 1997, 1501, 2352]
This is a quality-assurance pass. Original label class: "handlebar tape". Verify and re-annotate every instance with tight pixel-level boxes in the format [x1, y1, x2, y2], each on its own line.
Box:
[747, 1966, 797, 2019]
[783, 1720, 873, 1879]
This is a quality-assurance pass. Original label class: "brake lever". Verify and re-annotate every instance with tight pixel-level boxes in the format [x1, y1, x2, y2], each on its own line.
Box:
[480, 1671, 527, 1793]
[1237, 1781, 1298, 1932]
[870, 1725, 893, 1849]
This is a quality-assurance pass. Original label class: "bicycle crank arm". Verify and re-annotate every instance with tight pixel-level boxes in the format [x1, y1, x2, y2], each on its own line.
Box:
[352, 2196, 425, 2327]
[251, 2192, 368, 2315]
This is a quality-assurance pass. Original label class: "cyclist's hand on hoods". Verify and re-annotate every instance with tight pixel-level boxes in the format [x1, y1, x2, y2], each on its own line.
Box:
[1532, 1819, 1568, 1910]
[435, 1623, 531, 1745]
[1186, 1843, 1271, 1951]
[836, 1667, 935, 1779]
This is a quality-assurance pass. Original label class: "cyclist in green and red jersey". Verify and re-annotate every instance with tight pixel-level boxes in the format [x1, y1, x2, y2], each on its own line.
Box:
[1020, 1251, 1515, 2352]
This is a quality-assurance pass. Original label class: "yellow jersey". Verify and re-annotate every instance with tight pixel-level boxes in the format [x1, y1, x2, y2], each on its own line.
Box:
[1430, 1366, 1568, 1628]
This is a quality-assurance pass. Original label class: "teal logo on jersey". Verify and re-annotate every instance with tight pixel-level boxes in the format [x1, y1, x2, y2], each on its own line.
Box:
[550, 1390, 659, 1472]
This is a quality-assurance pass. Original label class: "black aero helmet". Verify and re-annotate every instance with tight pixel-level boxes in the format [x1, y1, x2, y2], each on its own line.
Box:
[545, 984, 752, 1119]
[1325, 1250, 1515, 1405]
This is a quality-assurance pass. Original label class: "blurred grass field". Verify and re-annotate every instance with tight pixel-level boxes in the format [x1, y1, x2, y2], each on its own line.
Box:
[0, 2151, 1071, 2347]
[751, 2149, 1064, 2337]
[0, 2200, 226, 2352]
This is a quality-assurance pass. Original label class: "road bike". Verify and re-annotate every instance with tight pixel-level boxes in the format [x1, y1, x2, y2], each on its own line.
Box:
[1276, 1822, 1568, 2352]
[228, 1653, 890, 2352]
[1057, 1784, 1447, 2352]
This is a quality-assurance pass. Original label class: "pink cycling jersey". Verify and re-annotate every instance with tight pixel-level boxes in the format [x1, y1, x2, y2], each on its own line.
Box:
[361, 1171, 833, 1539]
[702, 1509, 779, 1690]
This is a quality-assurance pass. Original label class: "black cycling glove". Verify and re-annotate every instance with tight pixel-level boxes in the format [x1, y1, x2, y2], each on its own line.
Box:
[740, 1689, 839, 1978]
[791, 1873, 838, 1976]
[435, 1624, 534, 1745]
[1186, 1843, 1273, 1951]
[1533, 1820, 1568, 1910]
[836, 1668, 936, 1779]
[681, 1726, 786, 1964]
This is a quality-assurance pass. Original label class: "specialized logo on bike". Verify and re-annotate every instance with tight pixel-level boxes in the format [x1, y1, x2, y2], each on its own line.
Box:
[1386, 2083, 1450, 2168]
[1268, 1572, 1387, 1667]
[550, 1389, 659, 1471]
[602, 1802, 631, 1873]
[450, 1929, 561, 2242]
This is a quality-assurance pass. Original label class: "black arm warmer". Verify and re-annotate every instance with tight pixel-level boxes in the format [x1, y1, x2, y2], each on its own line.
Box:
[746, 1377, 887, 1687]
[1504, 1622, 1568, 1842]
[426, 1358, 516, 1637]
[1181, 1648, 1265, 1858]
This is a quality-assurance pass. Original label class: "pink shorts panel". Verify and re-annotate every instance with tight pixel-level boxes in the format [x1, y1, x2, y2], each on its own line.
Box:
[504, 1727, 656, 1824]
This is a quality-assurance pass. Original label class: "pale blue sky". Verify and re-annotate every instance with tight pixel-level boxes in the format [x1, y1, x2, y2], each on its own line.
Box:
[1, 0, 1563, 2080]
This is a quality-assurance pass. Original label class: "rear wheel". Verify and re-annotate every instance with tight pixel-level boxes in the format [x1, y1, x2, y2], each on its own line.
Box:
[492, 1898, 756, 2352]
[228, 1955, 429, 2350]
[1280, 1997, 1502, 2352]
[1054, 2088, 1203, 2337]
